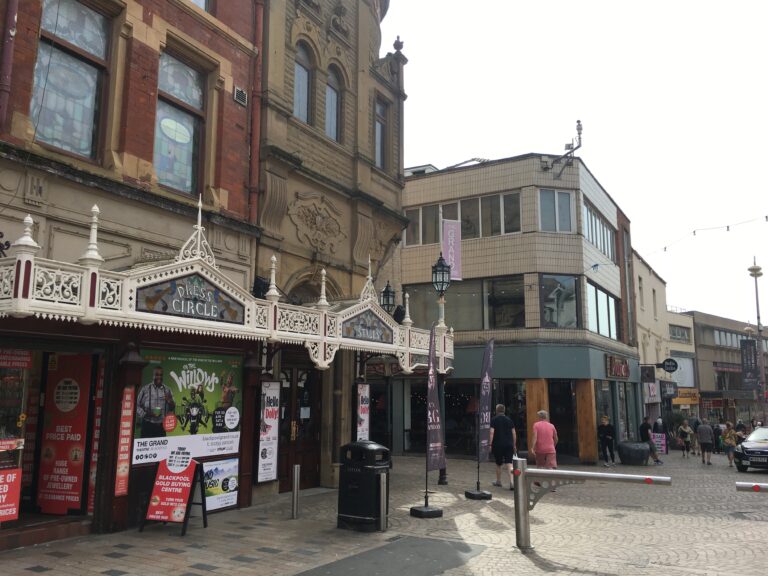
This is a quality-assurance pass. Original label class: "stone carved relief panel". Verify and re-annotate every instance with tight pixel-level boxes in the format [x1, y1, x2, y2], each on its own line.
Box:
[260, 171, 288, 233]
[288, 191, 347, 255]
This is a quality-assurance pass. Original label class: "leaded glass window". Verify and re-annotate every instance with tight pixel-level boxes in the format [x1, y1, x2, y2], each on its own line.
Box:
[30, 0, 109, 158]
[325, 67, 341, 141]
[154, 53, 204, 194]
[294, 43, 311, 123]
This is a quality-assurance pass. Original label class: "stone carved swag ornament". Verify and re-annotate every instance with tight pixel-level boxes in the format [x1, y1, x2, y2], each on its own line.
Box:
[288, 193, 347, 254]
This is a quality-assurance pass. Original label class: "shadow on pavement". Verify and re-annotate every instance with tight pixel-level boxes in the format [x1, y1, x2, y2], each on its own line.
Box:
[294, 535, 484, 576]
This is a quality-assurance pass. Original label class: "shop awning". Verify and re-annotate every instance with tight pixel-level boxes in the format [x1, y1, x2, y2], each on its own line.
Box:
[0, 204, 453, 374]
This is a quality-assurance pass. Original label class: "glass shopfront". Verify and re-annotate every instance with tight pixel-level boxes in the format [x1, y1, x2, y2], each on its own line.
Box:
[0, 348, 102, 531]
[595, 379, 640, 442]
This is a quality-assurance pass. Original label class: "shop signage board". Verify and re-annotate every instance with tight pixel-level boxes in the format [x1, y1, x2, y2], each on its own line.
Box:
[132, 350, 242, 465]
[357, 383, 370, 441]
[651, 432, 667, 455]
[258, 381, 279, 482]
[114, 385, 135, 496]
[202, 458, 239, 511]
[141, 447, 207, 536]
[661, 358, 679, 373]
[672, 388, 700, 405]
[37, 354, 92, 515]
[0, 468, 22, 522]
[606, 355, 630, 379]
[341, 310, 393, 344]
[136, 273, 245, 324]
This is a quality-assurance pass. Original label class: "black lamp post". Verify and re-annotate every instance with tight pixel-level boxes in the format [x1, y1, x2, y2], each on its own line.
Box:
[432, 252, 451, 329]
[380, 280, 395, 314]
[432, 252, 451, 485]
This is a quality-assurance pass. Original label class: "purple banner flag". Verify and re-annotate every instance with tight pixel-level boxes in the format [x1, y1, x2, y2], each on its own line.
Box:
[426, 323, 446, 471]
[442, 219, 462, 280]
[478, 339, 495, 462]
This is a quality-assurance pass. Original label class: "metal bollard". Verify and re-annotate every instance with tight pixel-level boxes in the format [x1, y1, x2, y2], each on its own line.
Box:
[378, 472, 388, 532]
[291, 464, 300, 519]
[512, 458, 532, 551]
[736, 482, 768, 493]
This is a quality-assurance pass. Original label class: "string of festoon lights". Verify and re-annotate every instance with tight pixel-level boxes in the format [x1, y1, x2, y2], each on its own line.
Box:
[646, 214, 768, 257]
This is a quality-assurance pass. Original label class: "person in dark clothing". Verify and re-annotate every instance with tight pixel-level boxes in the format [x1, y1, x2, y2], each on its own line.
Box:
[640, 416, 663, 464]
[489, 404, 516, 489]
[597, 415, 616, 466]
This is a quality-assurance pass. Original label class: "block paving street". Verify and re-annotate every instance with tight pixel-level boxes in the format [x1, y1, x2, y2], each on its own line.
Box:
[2, 451, 767, 576]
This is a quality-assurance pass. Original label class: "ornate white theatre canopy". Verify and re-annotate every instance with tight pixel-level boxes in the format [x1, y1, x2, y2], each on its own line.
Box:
[0, 203, 453, 374]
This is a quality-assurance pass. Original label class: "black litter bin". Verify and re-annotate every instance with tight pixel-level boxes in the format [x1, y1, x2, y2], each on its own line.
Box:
[337, 440, 390, 532]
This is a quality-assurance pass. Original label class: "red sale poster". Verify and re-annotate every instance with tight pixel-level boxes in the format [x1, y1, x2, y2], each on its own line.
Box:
[146, 451, 196, 523]
[114, 385, 135, 497]
[37, 354, 92, 515]
[0, 468, 22, 522]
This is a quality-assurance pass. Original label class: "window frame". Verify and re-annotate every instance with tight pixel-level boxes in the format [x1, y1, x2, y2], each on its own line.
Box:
[582, 200, 617, 262]
[154, 51, 206, 195]
[539, 274, 581, 329]
[293, 42, 313, 124]
[374, 97, 389, 170]
[31, 0, 112, 161]
[539, 188, 575, 232]
[669, 324, 691, 343]
[587, 281, 620, 339]
[325, 65, 343, 142]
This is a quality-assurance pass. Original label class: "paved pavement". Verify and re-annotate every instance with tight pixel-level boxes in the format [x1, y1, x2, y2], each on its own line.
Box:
[2, 450, 768, 575]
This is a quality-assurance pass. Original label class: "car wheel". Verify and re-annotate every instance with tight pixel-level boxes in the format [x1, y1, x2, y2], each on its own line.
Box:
[736, 464, 748, 472]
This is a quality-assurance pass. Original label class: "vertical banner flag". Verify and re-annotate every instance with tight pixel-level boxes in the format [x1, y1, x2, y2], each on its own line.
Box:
[442, 219, 462, 280]
[257, 381, 280, 483]
[478, 339, 495, 462]
[357, 382, 370, 441]
[114, 385, 135, 496]
[426, 323, 446, 471]
[87, 359, 105, 514]
[741, 339, 759, 390]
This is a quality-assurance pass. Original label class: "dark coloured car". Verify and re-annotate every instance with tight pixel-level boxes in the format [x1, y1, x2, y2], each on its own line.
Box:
[734, 426, 768, 472]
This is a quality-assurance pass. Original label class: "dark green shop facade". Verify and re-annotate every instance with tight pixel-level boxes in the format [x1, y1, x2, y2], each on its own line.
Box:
[366, 341, 642, 464]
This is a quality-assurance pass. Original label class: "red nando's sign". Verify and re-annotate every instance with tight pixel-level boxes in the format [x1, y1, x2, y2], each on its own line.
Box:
[606, 355, 630, 379]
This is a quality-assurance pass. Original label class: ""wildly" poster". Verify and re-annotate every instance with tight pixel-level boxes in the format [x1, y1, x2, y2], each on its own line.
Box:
[133, 350, 242, 465]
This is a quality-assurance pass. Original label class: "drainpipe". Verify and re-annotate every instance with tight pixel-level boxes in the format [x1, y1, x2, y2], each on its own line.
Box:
[248, 0, 264, 225]
[0, 0, 19, 132]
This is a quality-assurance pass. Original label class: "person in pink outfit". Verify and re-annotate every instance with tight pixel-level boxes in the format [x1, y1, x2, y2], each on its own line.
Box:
[530, 410, 558, 469]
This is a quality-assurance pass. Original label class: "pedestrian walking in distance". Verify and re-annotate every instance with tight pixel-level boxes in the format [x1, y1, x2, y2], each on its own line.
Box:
[677, 419, 694, 457]
[530, 410, 558, 469]
[722, 421, 738, 467]
[697, 418, 714, 465]
[639, 416, 663, 464]
[489, 404, 516, 489]
[597, 415, 616, 466]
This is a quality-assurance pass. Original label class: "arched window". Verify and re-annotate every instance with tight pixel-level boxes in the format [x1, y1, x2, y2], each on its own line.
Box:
[293, 43, 312, 123]
[325, 66, 342, 141]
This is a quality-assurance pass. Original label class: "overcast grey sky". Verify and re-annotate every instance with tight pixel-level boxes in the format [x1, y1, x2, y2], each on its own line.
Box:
[381, 0, 768, 326]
